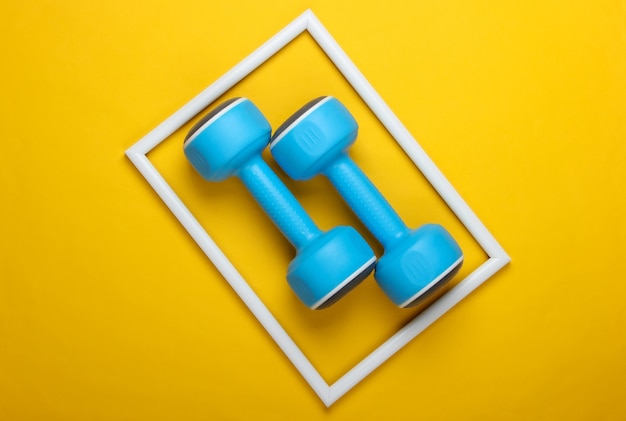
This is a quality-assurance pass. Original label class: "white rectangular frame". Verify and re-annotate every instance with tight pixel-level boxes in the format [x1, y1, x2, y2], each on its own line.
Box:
[125, 9, 510, 407]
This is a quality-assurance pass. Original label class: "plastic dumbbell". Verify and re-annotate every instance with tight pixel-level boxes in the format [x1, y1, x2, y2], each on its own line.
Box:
[183, 97, 376, 309]
[269, 96, 463, 307]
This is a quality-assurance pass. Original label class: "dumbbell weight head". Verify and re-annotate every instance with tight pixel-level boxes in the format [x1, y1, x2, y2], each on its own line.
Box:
[184, 98, 272, 181]
[184, 98, 376, 309]
[374, 224, 462, 307]
[270, 96, 356, 181]
[287, 225, 376, 309]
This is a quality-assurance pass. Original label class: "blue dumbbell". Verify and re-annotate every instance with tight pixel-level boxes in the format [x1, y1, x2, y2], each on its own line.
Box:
[183, 97, 376, 309]
[269, 96, 463, 307]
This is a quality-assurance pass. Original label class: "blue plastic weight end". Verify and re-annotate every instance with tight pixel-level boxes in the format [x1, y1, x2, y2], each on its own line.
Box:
[374, 224, 464, 308]
[270, 96, 357, 181]
[287, 226, 376, 310]
[184, 98, 272, 182]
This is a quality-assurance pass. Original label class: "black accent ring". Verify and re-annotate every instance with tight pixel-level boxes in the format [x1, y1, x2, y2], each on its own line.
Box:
[315, 259, 375, 310]
[185, 97, 242, 143]
[403, 261, 463, 308]
[271, 96, 328, 144]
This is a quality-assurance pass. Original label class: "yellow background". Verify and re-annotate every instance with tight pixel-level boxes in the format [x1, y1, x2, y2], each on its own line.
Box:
[1, 0, 625, 419]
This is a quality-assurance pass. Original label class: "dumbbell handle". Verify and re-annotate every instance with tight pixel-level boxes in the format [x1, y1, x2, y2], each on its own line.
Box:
[324, 154, 408, 250]
[238, 155, 320, 249]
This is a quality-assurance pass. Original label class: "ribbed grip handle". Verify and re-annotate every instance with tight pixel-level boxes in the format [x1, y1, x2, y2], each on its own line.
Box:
[238, 155, 320, 249]
[325, 155, 408, 249]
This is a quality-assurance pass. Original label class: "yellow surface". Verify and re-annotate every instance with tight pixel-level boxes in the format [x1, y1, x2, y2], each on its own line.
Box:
[1, 0, 625, 419]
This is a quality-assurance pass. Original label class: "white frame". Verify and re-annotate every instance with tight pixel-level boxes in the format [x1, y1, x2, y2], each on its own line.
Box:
[125, 9, 510, 407]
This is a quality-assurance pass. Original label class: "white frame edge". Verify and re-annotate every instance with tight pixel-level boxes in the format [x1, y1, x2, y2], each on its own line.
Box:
[125, 9, 510, 407]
